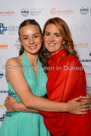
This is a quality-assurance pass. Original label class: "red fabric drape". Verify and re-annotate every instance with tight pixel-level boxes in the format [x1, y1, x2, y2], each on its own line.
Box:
[40, 49, 91, 136]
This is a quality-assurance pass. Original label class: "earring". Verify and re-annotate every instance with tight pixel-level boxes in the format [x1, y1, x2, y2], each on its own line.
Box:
[63, 41, 65, 45]
[63, 41, 66, 48]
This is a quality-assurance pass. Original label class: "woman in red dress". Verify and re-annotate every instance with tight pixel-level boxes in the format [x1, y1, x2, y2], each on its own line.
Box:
[39, 17, 91, 136]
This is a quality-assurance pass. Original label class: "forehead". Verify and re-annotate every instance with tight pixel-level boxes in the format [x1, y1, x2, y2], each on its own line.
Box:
[45, 24, 59, 32]
[20, 24, 40, 33]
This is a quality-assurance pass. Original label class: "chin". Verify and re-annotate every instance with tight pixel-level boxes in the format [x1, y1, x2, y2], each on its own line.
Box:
[31, 51, 39, 55]
[47, 49, 55, 54]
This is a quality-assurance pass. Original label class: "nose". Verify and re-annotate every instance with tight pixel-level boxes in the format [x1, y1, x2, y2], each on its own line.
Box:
[29, 37, 34, 44]
[49, 35, 54, 42]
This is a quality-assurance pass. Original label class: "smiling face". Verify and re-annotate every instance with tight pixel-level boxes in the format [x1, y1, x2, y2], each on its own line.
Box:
[44, 24, 64, 55]
[19, 24, 42, 55]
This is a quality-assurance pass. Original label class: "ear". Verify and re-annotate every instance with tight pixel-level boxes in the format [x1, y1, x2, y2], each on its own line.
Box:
[18, 37, 21, 42]
[18, 38, 23, 45]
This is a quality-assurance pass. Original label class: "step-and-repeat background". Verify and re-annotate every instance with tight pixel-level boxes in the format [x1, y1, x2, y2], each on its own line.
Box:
[0, 0, 91, 126]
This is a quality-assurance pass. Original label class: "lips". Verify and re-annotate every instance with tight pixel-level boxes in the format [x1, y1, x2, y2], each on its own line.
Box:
[29, 45, 37, 50]
[48, 43, 56, 47]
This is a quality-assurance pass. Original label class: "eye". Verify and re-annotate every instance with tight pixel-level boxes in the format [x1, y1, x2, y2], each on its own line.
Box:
[20, 36, 28, 40]
[23, 37, 28, 40]
[45, 32, 50, 36]
[34, 35, 39, 38]
[55, 33, 60, 37]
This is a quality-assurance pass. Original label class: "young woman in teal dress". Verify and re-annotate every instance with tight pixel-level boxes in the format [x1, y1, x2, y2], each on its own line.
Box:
[0, 19, 90, 136]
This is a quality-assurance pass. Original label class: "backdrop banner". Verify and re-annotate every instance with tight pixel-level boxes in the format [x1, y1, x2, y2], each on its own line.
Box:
[0, 0, 91, 126]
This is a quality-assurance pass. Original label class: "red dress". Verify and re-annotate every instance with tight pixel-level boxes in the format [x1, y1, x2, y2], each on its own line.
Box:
[40, 49, 91, 136]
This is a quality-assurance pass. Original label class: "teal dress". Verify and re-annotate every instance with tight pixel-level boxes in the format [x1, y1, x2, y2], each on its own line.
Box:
[0, 52, 50, 136]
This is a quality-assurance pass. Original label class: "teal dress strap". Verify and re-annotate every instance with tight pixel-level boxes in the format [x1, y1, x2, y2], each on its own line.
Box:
[22, 51, 47, 97]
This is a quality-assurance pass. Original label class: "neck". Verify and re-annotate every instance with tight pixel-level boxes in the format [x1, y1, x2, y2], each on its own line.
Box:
[25, 51, 38, 66]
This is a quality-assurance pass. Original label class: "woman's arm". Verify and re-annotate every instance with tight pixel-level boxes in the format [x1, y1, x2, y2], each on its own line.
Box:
[6, 58, 89, 114]
[5, 96, 38, 113]
[5, 95, 90, 115]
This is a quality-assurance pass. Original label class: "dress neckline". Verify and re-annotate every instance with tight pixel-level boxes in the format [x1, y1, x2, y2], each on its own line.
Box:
[22, 51, 39, 80]
[50, 48, 67, 62]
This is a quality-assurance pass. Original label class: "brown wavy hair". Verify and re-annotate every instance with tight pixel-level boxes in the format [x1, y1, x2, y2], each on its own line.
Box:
[44, 17, 78, 57]
[40, 17, 79, 71]
[18, 19, 49, 71]
[18, 19, 43, 55]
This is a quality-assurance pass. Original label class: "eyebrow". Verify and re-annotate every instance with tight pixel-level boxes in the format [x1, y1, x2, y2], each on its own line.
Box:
[45, 31, 50, 33]
[21, 33, 40, 37]
[33, 33, 40, 35]
[45, 31, 60, 34]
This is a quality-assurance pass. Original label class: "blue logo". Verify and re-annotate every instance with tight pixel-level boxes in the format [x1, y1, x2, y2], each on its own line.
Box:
[80, 6, 89, 15]
[21, 8, 29, 17]
[0, 71, 3, 79]
[0, 114, 5, 121]
[0, 23, 7, 34]
[87, 86, 91, 91]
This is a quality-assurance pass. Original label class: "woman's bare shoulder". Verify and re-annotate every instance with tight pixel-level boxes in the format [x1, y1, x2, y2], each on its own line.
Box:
[6, 56, 22, 67]
[6, 56, 23, 81]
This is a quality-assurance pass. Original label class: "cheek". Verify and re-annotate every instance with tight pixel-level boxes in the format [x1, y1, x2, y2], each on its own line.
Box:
[37, 37, 42, 42]
[37, 39, 42, 46]
[21, 40, 28, 47]
[22, 41, 26, 46]
[20, 40, 24, 45]
[44, 36, 48, 42]
[57, 39, 63, 45]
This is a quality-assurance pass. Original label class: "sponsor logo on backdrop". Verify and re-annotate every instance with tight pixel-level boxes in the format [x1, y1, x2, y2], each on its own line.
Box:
[80, 6, 89, 15]
[7, 25, 18, 35]
[0, 90, 8, 93]
[0, 44, 8, 49]
[50, 8, 56, 15]
[0, 23, 7, 34]
[0, 105, 5, 122]
[87, 86, 91, 90]
[21, 8, 29, 17]
[50, 8, 74, 15]
[0, 72, 6, 79]
[0, 10, 15, 16]
[0, 71, 3, 79]
[74, 43, 88, 48]
[80, 53, 91, 74]
[0, 23, 18, 35]
[14, 40, 21, 50]
[0, 114, 5, 122]
[87, 86, 91, 95]
[86, 73, 91, 76]
[89, 52, 91, 56]
[71, 24, 91, 32]
[80, 59, 91, 62]
[30, 8, 44, 16]
[0, 105, 5, 108]
[21, 8, 44, 16]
